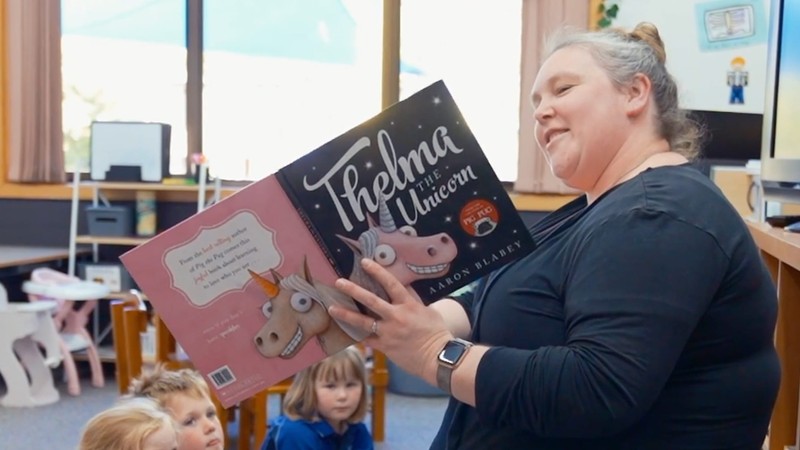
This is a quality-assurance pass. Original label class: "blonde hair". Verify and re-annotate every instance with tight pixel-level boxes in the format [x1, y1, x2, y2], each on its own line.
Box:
[78, 397, 176, 450]
[283, 346, 369, 423]
[128, 363, 212, 407]
[544, 22, 705, 160]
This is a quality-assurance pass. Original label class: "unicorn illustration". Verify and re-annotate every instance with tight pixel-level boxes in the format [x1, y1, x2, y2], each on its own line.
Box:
[337, 196, 457, 300]
[248, 260, 368, 359]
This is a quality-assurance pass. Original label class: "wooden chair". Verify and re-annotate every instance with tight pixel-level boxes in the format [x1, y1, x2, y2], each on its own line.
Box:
[109, 292, 148, 394]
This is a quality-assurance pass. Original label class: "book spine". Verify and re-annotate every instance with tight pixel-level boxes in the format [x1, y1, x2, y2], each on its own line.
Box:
[275, 171, 343, 276]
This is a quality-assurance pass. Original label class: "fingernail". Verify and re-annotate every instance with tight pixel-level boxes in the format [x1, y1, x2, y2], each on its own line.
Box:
[360, 258, 372, 267]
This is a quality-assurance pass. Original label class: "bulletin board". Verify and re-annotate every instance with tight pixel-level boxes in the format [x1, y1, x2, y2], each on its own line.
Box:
[611, 0, 769, 114]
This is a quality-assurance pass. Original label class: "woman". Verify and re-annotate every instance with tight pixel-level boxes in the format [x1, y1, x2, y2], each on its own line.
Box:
[329, 23, 780, 450]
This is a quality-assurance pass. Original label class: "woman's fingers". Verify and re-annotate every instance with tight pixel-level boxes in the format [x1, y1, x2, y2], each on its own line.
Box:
[359, 258, 417, 305]
[327, 299, 375, 333]
[334, 275, 392, 317]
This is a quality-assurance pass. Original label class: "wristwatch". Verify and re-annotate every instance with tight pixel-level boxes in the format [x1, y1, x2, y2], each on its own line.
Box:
[436, 338, 473, 394]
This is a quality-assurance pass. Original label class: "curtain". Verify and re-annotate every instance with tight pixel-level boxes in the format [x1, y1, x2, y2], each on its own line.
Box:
[514, 0, 588, 194]
[5, 0, 65, 183]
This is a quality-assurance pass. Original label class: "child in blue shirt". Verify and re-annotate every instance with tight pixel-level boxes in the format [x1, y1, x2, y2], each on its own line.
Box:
[261, 346, 374, 450]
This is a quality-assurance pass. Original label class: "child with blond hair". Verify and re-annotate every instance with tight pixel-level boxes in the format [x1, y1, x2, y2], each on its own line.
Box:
[79, 397, 178, 450]
[261, 346, 373, 450]
[129, 364, 225, 450]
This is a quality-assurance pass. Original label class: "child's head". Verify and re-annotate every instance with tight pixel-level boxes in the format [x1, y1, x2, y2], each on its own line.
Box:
[128, 364, 224, 450]
[79, 397, 177, 450]
[284, 346, 368, 426]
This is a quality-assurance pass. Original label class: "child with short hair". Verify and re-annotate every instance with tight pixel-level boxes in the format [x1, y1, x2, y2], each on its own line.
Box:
[261, 346, 374, 450]
[129, 364, 225, 450]
[79, 397, 178, 450]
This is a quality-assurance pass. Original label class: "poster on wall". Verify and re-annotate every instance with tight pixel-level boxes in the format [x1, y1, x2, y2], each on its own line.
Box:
[612, 0, 769, 113]
[694, 0, 768, 51]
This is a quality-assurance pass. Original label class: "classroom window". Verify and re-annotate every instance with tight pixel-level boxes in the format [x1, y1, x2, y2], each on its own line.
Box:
[400, 0, 522, 182]
[61, 0, 187, 175]
[61, 0, 521, 182]
[202, 0, 383, 180]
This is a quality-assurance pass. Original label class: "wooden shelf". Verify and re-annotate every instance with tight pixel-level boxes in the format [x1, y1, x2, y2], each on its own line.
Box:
[75, 235, 151, 246]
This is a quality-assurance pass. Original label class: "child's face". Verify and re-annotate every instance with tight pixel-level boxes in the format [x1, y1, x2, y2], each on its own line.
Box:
[164, 393, 224, 450]
[142, 422, 178, 450]
[314, 376, 363, 427]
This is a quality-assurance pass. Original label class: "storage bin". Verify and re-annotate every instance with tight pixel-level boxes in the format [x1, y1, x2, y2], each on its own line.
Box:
[86, 206, 134, 236]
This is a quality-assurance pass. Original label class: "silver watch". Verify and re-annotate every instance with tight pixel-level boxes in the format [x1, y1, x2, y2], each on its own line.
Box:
[436, 338, 473, 394]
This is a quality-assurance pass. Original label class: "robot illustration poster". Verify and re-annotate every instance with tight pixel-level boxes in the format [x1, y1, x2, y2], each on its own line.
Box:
[727, 56, 749, 104]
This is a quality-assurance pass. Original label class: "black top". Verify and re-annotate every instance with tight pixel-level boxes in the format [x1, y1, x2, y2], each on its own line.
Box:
[431, 164, 780, 450]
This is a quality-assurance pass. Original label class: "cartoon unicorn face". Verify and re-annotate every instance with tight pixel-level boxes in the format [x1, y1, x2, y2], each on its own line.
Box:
[338, 196, 458, 288]
[249, 261, 364, 359]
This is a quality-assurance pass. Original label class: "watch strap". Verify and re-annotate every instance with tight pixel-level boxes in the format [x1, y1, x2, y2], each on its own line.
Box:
[436, 338, 473, 394]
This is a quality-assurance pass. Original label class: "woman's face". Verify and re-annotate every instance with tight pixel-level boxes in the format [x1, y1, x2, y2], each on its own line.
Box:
[531, 46, 631, 191]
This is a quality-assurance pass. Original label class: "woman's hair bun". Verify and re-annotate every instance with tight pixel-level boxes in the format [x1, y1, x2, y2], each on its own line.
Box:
[629, 22, 666, 64]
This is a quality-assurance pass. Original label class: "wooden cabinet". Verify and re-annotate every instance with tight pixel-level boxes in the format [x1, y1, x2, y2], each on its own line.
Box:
[747, 221, 800, 450]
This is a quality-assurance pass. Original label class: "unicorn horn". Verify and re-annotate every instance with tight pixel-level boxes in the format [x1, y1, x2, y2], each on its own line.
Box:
[248, 269, 279, 298]
[378, 195, 397, 232]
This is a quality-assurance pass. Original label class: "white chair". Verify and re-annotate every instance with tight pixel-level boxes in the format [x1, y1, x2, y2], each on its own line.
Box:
[0, 282, 62, 407]
[22, 268, 110, 396]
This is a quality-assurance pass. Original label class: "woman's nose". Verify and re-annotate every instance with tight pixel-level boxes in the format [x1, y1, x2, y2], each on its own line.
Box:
[533, 99, 554, 122]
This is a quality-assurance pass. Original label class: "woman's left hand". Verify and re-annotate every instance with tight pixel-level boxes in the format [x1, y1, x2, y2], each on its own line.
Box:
[329, 258, 453, 383]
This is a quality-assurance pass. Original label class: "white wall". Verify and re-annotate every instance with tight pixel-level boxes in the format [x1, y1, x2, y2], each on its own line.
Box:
[612, 0, 769, 113]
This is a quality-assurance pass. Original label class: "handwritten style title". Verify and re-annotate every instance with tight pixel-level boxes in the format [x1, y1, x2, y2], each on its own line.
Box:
[303, 126, 478, 231]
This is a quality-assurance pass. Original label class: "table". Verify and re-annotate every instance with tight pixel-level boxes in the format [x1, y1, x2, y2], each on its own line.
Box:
[0, 245, 90, 305]
[0, 246, 73, 268]
[747, 221, 800, 450]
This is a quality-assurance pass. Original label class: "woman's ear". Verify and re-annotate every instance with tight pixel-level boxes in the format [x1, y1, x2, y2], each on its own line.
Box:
[624, 73, 652, 117]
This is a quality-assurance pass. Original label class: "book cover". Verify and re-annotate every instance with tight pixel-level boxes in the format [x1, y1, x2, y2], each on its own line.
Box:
[120, 80, 536, 407]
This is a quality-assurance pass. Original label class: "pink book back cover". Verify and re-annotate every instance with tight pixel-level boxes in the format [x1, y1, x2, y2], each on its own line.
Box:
[120, 175, 367, 407]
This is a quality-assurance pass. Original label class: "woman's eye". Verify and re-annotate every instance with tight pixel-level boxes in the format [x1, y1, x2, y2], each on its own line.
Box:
[556, 85, 572, 94]
[290, 293, 313, 312]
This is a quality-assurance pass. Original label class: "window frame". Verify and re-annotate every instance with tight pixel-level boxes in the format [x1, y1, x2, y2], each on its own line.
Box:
[0, 0, 595, 204]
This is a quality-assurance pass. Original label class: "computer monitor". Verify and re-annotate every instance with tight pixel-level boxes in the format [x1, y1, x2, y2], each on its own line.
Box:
[760, 0, 800, 203]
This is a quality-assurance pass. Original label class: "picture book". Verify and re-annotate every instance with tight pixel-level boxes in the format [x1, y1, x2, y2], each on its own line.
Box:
[120, 80, 536, 407]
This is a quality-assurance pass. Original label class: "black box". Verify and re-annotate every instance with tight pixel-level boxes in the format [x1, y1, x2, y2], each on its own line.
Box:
[86, 206, 134, 236]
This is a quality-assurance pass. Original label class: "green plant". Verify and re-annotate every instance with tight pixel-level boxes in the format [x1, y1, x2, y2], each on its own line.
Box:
[596, 1, 620, 29]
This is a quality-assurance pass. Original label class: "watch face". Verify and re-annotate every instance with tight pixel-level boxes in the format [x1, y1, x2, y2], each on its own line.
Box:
[439, 341, 468, 365]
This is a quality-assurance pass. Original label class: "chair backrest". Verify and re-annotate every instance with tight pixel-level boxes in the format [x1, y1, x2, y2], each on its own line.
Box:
[110, 292, 148, 395]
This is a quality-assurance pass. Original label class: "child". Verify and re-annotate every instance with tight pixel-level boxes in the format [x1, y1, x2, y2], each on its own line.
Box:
[79, 397, 178, 450]
[129, 364, 225, 450]
[261, 346, 374, 450]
